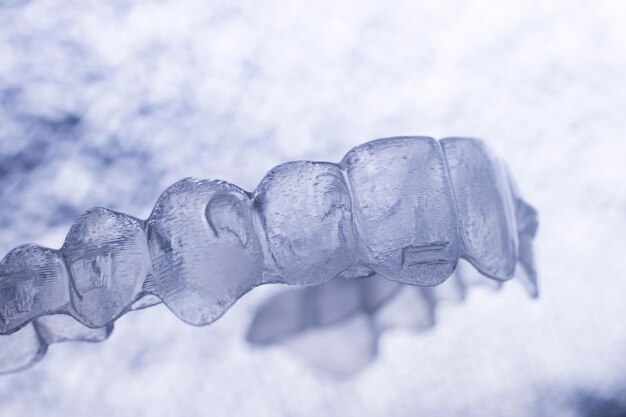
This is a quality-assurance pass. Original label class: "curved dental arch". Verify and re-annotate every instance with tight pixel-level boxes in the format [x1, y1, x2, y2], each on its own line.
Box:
[0, 136, 538, 374]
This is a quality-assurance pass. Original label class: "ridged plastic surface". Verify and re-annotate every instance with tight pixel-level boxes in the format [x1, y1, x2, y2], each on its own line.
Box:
[0, 136, 538, 374]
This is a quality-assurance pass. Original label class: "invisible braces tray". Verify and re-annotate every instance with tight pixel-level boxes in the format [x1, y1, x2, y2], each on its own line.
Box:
[0, 136, 538, 374]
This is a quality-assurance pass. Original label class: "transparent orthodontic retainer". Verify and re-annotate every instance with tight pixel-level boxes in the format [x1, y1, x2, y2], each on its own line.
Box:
[0, 136, 538, 375]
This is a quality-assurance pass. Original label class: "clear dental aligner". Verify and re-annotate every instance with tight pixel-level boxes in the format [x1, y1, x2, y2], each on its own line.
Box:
[246, 143, 539, 375]
[246, 244, 532, 376]
[247, 260, 502, 377]
[0, 136, 538, 374]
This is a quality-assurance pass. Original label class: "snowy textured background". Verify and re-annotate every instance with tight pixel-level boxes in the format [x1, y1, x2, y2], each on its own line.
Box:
[1, 0, 626, 415]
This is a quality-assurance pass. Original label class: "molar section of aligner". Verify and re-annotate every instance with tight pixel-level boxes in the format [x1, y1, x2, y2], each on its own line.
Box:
[63, 207, 150, 328]
[440, 137, 519, 281]
[0, 245, 69, 335]
[340, 137, 459, 286]
[0, 323, 47, 374]
[34, 314, 113, 344]
[147, 178, 264, 326]
[253, 161, 357, 285]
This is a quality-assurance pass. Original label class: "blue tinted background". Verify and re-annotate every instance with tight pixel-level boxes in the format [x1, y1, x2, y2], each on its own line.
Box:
[1, 0, 625, 415]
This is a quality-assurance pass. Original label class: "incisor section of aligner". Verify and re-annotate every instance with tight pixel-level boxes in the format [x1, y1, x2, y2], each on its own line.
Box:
[254, 161, 356, 285]
[341, 137, 459, 286]
[440, 137, 519, 281]
[63, 207, 150, 328]
[0, 245, 69, 334]
[147, 178, 263, 326]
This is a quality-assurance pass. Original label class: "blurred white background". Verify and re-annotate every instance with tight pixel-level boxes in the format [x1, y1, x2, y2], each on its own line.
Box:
[0, 0, 625, 415]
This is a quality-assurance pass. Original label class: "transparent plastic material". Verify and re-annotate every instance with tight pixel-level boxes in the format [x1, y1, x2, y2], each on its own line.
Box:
[0, 136, 538, 374]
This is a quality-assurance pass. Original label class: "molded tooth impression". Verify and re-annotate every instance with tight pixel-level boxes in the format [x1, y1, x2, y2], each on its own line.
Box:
[254, 162, 356, 285]
[0, 245, 69, 334]
[440, 137, 519, 280]
[0, 136, 538, 374]
[64, 207, 150, 328]
[147, 178, 263, 326]
[341, 137, 459, 285]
